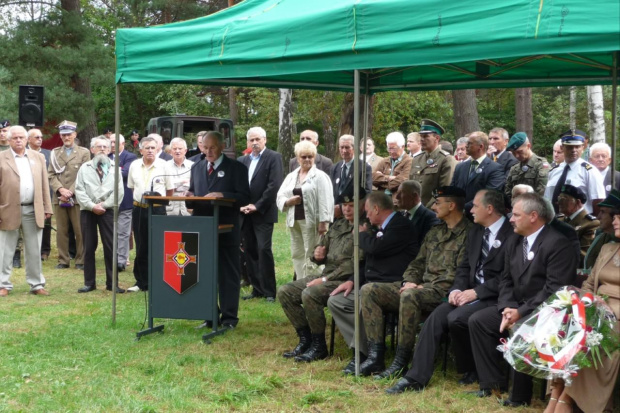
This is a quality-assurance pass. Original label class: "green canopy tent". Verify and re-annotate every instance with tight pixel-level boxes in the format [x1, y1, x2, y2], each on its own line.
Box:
[113, 0, 620, 371]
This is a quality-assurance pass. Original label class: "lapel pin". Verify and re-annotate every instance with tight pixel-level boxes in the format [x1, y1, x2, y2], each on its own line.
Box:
[492, 240, 501, 248]
[527, 251, 534, 260]
[335, 178, 340, 184]
[376, 231, 383, 238]
[217, 170, 225, 178]
[475, 167, 483, 174]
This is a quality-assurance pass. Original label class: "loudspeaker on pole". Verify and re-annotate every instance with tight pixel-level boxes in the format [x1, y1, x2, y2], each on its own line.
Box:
[18, 85, 45, 128]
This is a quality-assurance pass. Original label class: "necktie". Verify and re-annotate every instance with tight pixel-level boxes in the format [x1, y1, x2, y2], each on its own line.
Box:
[401, 210, 412, 219]
[469, 160, 479, 176]
[475, 228, 491, 284]
[338, 164, 348, 194]
[551, 164, 570, 212]
[96, 164, 104, 182]
[208, 162, 214, 175]
[522, 238, 529, 264]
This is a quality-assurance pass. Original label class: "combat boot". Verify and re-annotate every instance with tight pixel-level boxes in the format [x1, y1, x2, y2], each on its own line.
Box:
[359, 341, 386, 376]
[342, 348, 367, 375]
[375, 346, 412, 379]
[295, 334, 328, 362]
[283, 327, 312, 359]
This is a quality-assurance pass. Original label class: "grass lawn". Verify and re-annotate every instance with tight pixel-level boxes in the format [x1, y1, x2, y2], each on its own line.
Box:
[0, 214, 578, 412]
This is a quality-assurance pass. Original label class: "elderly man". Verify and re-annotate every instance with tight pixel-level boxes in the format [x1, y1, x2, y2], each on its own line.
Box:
[75, 137, 125, 293]
[488, 127, 518, 178]
[504, 132, 550, 199]
[407, 132, 422, 158]
[189, 131, 207, 162]
[551, 139, 564, 168]
[0, 126, 52, 296]
[373, 132, 413, 200]
[48, 120, 91, 270]
[331, 134, 372, 219]
[455, 137, 470, 162]
[109, 134, 137, 271]
[127, 136, 174, 292]
[557, 184, 599, 266]
[148, 133, 172, 161]
[165, 138, 194, 216]
[545, 130, 606, 214]
[589, 142, 620, 195]
[394, 180, 439, 245]
[410, 119, 456, 206]
[360, 187, 470, 378]
[0, 119, 10, 151]
[27, 129, 52, 261]
[238, 127, 283, 302]
[450, 131, 504, 212]
[289, 130, 333, 174]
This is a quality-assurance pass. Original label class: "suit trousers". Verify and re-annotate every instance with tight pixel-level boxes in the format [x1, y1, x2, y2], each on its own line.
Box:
[116, 209, 132, 265]
[288, 219, 321, 280]
[132, 205, 166, 290]
[80, 209, 114, 288]
[327, 291, 368, 355]
[405, 300, 493, 386]
[217, 236, 241, 327]
[241, 219, 276, 298]
[0, 206, 45, 291]
[54, 203, 84, 266]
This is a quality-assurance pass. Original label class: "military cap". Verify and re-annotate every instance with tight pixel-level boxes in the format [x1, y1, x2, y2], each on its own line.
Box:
[598, 189, 620, 210]
[103, 127, 113, 134]
[57, 120, 77, 134]
[432, 186, 466, 199]
[336, 185, 367, 205]
[131, 129, 139, 135]
[0, 120, 10, 128]
[560, 184, 587, 203]
[560, 129, 587, 146]
[419, 119, 445, 136]
[507, 132, 528, 151]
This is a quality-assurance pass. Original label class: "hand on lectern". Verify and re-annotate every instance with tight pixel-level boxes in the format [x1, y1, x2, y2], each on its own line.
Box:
[183, 191, 194, 197]
[206, 192, 224, 198]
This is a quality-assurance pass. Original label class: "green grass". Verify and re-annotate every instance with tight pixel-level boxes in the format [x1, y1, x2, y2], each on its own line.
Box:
[0, 214, 574, 412]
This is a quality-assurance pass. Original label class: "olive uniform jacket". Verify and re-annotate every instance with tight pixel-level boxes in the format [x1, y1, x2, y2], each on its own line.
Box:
[409, 147, 456, 207]
[48, 145, 91, 203]
[559, 208, 600, 266]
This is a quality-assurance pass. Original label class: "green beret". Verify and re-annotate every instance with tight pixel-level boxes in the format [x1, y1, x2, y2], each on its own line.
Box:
[598, 189, 620, 209]
[507, 132, 527, 152]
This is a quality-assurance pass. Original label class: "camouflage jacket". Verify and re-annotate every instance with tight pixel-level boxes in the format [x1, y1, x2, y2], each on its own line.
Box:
[311, 217, 361, 282]
[504, 153, 550, 199]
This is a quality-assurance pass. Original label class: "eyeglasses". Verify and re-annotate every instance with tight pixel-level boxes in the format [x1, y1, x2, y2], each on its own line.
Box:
[299, 155, 314, 160]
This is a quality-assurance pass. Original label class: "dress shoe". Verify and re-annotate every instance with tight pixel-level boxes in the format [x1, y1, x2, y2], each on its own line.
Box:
[126, 285, 142, 292]
[385, 377, 425, 394]
[501, 399, 530, 407]
[117, 264, 126, 272]
[75, 264, 84, 270]
[106, 286, 126, 293]
[55, 264, 70, 269]
[265, 297, 275, 303]
[466, 387, 506, 398]
[458, 371, 479, 385]
[242, 292, 264, 300]
[0, 288, 9, 297]
[77, 285, 96, 293]
[30, 288, 50, 296]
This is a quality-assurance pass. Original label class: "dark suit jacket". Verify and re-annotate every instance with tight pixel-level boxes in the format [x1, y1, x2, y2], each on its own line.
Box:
[450, 218, 515, 301]
[289, 153, 333, 175]
[188, 156, 250, 246]
[496, 150, 518, 178]
[410, 204, 440, 245]
[498, 225, 578, 317]
[237, 148, 283, 224]
[110, 150, 138, 211]
[330, 159, 372, 201]
[159, 151, 173, 161]
[549, 218, 581, 258]
[603, 168, 620, 193]
[451, 157, 505, 209]
[358, 213, 419, 285]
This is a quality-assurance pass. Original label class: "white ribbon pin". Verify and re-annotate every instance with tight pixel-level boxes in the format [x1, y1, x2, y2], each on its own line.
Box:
[492, 240, 501, 249]
[527, 251, 535, 261]
[217, 171, 225, 178]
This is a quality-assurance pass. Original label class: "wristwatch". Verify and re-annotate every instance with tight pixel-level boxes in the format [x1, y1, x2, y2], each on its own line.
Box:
[322, 277, 327, 283]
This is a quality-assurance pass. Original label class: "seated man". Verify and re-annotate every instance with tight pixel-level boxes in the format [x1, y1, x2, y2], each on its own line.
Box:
[394, 180, 440, 245]
[386, 189, 514, 393]
[327, 192, 418, 374]
[360, 186, 471, 378]
[277, 187, 363, 363]
[557, 184, 599, 266]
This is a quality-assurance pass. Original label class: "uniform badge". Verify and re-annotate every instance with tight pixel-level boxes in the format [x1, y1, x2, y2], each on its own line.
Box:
[217, 171, 225, 178]
[336, 178, 340, 184]
[521, 165, 529, 172]
[492, 240, 501, 248]
[475, 168, 483, 174]
[527, 251, 534, 260]
[426, 159, 434, 165]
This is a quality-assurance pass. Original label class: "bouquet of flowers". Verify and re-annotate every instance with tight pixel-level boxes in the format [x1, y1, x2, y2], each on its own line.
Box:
[497, 286, 619, 385]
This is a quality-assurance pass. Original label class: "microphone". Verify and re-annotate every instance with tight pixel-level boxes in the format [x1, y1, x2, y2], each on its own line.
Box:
[142, 154, 206, 198]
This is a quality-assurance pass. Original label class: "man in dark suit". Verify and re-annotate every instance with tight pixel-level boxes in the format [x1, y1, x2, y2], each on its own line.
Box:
[488, 127, 518, 178]
[468, 193, 578, 407]
[188, 131, 250, 329]
[394, 180, 440, 245]
[238, 127, 283, 302]
[386, 189, 514, 393]
[26, 129, 52, 261]
[289, 130, 333, 174]
[330, 134, 372, 219]
[451, 131, 505, 212]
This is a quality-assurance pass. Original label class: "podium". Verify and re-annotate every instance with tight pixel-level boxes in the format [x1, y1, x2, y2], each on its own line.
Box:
[136, 195, 234, 342]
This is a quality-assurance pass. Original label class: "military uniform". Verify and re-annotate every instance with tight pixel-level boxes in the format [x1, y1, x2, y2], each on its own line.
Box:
[504, 153, 550, 198]
[559, 208, 600, 266]
[361, 217, 471, 351]
[409, 147, 456, 207]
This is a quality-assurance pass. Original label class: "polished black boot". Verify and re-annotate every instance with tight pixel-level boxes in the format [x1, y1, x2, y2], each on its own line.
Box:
[342, 349, 367, 375]
[375, 347, 412, 379]
[295, 334, 328, 362]
[283, 327, 312, 359]
[359, 341, 386, 376]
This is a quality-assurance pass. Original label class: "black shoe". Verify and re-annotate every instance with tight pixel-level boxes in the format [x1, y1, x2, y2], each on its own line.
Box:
[12, 251, 21, 268]
[242, 292, 264, 300]
[375, 347, 412, 380]
[385, 377, 425, 394]
[294, 334, 328, 362]
[117, 264, 126, 272]
[342, 350, 367, 375]
[458, 371, 479, 385]
[106, 286, 126, 293]
[501, 399, 530, 407]
[75, 264, 84, 270]
[466, 387, 506, 398]
[265, 297, 275, 303]
[283, 327, 312, 359]
[55, 264, 70, 269]
[77, 285, 96, 293]
[359, 342, 386, 376]
[221, 323, 236, 330]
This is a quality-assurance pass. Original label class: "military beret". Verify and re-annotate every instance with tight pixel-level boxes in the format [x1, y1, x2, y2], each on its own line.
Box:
[507, 132, 527, 151]
[432, 186, 466, 199]
[57, 120, 77, 134]
[560, 184, 587, 203]
[131, 129, 139, 135]
[560, 129, 587, 146]
[103, 127, 113, 134]
[598, 189, 620, 210]
[0, 120, 10, 128]
[419, 119, 445, 136]
[336, 185, 367, 205]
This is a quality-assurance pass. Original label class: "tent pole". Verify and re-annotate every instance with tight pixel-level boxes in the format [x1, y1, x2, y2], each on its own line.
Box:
[611, 52, 618, 189]
[361, 79, 370, 188]
[353, 69, 361, 377]
[112, 83, 121, 323]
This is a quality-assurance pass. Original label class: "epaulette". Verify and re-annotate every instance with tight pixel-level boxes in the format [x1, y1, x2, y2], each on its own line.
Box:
[550, 163, 561, 171]
[581, 162, 593, 171]
[413, 152, 425, 158]
[438, 150, 450, 156]
[585, 214, 597, 221]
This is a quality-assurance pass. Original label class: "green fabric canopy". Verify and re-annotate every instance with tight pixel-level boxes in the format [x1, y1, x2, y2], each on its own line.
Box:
[115, 0, 620, 92]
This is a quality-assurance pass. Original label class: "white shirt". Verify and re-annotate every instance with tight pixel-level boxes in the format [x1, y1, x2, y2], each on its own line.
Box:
[544, 159, 605, 213]
[12, 149, 35, 204]
[524, 224, 545, 255]
[486, 216, 506, 252]
[248, 148, 265, 183]
[128, 158, 173, 202]
[165, 158, 194, 215]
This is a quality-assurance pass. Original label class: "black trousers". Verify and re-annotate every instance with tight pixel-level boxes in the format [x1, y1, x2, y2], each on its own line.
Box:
[218, 237, 241, 327]
[40, 217, 51, 256]
[241, 218, 276, 298]
[132, 205, 165, 290]
[80, 209, 114, 288]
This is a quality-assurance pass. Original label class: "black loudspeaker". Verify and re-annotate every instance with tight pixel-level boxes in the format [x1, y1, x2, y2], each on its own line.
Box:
[18, 85, 44, 127]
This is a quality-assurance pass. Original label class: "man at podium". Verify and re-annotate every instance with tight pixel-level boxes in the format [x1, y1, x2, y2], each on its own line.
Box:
[188, 131, 250, 329]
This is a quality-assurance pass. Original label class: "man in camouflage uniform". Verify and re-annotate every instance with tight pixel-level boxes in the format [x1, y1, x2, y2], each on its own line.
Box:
[409, 119, 456, 207]
[557, 184, 599, 266]
[277, 187, 362, 363]
[504, 132, 550, 201]
[359, 186, 472, 378]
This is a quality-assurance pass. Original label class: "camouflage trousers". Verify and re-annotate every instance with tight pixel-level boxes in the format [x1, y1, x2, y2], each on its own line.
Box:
[277, 276, 341, 333]
[360, 281, 444, 350]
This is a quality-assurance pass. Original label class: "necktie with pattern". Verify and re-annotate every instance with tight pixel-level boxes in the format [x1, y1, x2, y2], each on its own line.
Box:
[522, 238, 529, 264]
[208, 162, 214, 175]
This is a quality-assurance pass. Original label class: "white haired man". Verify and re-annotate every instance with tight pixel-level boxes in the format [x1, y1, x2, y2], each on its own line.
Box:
[165, 137, 194, 216]
[373, 132, 413, 201]
[589, 142, 620, 195]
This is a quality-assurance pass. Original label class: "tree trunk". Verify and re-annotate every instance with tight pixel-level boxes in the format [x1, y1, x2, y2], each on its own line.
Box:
[452, 89, 479, 138]
[569, 86, 577, 130]
[322, 92, 336, 159]
[278, 88, 294, 165]
[337, 93, 372, 159]
[228, 88, 238, 125]
[515, 88, 533, 143]
[586, 85, 606, 143]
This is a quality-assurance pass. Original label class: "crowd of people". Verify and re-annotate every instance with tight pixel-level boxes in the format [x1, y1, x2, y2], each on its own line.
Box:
[0, 117, 618, 411]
